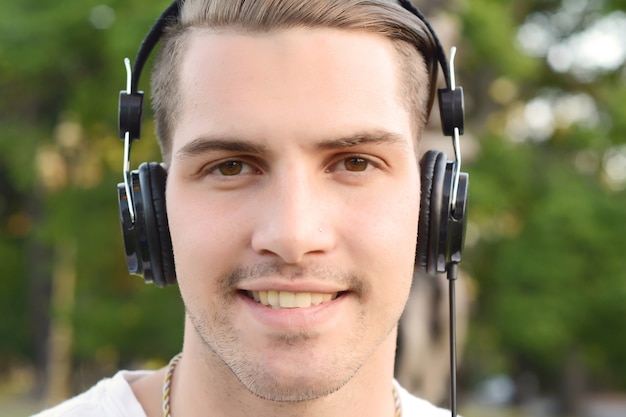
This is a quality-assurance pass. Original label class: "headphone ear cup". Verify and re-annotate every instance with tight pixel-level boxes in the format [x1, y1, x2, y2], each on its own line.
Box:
[417, 150, 447, 275]
[137, 162, 176, 287]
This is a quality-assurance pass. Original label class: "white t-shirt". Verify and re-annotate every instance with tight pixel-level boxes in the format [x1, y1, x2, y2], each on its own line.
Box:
[32, 371, 453, 417]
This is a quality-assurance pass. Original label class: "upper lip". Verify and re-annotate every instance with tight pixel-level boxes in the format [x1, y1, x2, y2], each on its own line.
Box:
[237, 279, 347, 294]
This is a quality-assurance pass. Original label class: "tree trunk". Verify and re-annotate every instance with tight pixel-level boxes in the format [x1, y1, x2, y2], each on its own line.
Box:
[44, 240, 77, 405]
[558, 346, 586, 416]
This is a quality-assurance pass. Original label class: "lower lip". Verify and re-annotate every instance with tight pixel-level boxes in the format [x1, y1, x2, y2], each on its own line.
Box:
[237, 292, 347, 330]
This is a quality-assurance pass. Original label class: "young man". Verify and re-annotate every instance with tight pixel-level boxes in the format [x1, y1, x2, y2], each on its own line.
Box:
[34, 0, 457, 415]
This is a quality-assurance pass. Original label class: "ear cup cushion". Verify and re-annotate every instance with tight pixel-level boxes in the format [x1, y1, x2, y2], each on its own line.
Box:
[417, 151, 446, 275]
[139, 162, 176, 286]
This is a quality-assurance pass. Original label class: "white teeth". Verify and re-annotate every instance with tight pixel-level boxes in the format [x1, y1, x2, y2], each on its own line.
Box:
[310, 293, 323, 305]
[279, 291, 296, 308]
[267, 290, 279, 307]
[249, 290, 339, 309]
[294, 292, 312, 308]
[259, 291, 268, 305]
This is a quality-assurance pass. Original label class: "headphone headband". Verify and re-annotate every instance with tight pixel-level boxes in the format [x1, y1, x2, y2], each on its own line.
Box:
[130, 1, 180, 94]
[128, 0, 448, 93]
[118, 0, 464, 142]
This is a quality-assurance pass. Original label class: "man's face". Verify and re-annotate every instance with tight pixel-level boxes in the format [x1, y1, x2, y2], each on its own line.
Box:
[166, 27, 421, 401]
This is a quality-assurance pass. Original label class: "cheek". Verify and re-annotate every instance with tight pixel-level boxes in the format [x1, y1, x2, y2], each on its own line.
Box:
[368, 179, 419, 246]
[342, 184, 420, 287]
[165, 186, 250, 287]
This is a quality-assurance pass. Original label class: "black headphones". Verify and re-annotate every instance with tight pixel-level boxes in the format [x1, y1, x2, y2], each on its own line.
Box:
[117, 0, 469, 288]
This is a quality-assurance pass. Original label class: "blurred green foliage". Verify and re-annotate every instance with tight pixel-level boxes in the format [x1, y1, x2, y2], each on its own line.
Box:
[0, 0, 183, 379]
[457, 0, 626, 394]
[0, 0, 624, 401]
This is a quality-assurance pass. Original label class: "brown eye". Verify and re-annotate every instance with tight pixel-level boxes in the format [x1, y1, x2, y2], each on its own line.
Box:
[344, 157, 369, 172]
[218, 161, 244, 176]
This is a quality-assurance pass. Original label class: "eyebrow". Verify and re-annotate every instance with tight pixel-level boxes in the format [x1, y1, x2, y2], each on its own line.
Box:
[175, 136, 269, 161]
[174, 129, 409, 161]
[315, 130, 408, 150]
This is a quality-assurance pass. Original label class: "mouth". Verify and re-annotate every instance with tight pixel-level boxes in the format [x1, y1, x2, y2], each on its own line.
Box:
[241, 290, 346, 309]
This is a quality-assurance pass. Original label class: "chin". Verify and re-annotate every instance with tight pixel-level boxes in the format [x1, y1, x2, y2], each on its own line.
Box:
[240, 372, 350, 402]
[228, 343, 361, 402]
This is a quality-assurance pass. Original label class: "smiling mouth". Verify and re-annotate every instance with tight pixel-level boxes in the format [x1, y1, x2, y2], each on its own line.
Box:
[242, 290, 345, 309]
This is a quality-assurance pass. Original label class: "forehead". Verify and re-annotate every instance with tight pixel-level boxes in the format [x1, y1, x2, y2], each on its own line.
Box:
[173, 27, 414, 149]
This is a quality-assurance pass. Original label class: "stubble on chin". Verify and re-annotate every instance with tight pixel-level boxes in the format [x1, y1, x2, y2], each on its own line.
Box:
[187, 311, 350, 402]
[182, 260, 374, 402]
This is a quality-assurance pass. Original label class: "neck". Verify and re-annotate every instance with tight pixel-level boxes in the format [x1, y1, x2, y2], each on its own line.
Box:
[169, 318, 399, 417]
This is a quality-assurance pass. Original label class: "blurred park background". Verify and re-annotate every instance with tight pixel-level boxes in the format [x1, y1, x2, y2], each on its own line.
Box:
[0, 0, 625, 416]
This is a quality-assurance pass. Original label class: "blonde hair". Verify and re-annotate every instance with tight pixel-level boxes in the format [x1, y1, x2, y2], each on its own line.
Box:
[151, 0, 438, 162]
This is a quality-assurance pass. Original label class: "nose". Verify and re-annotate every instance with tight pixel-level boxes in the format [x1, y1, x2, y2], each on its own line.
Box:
[250, 168, 335, 264]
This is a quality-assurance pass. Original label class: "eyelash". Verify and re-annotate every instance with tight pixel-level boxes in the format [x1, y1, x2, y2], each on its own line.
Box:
[202, 154, 380, 177]
[327, 154, 379, 173]
[203, 158, 261, 177]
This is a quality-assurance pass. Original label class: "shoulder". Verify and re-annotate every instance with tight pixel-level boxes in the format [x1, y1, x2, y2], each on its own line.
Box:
[31, 370, 154, 417]
[394, 381, 455, 417]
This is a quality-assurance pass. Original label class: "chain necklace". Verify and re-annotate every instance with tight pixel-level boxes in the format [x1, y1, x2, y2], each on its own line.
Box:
[162, 353, 182, 417]
[163, 353, 402, 417]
